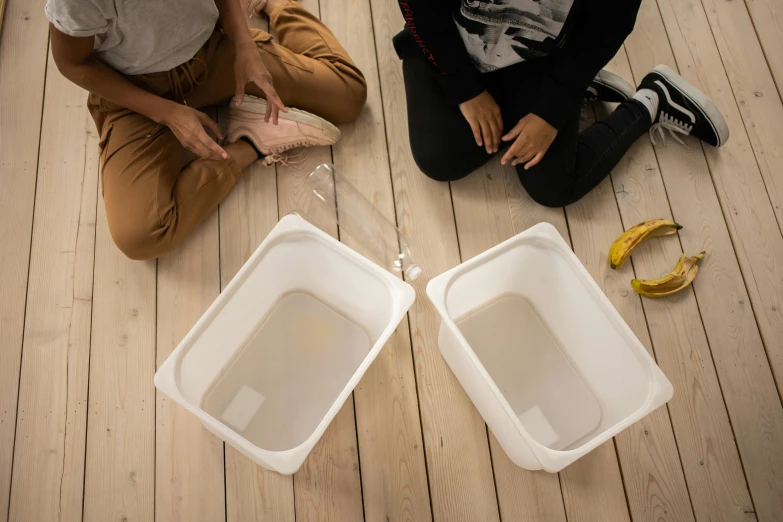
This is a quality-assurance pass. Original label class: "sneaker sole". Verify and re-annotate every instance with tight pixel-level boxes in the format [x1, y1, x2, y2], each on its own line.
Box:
[651, 64, 729, 147]
[230, 96, 342, 143]
[593, 69, 635, 101]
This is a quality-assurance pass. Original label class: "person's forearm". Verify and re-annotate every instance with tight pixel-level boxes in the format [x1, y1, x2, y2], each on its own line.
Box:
[216, 0, 254, 47]
[60, 57, 175, 124]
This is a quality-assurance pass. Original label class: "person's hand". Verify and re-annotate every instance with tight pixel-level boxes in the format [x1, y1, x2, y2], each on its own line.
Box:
[162, 103, 228, 160]
[459, 91, 503, 154]
[234, 41, 288, 124]
[501, 113, 557, 169]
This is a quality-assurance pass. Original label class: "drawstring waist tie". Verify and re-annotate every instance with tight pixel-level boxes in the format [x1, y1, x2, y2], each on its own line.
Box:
[166, 56, 208, 104]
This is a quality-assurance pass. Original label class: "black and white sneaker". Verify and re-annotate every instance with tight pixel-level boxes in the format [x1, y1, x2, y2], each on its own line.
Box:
[638, 64, 729, 147]
[584, 70, 635, 103]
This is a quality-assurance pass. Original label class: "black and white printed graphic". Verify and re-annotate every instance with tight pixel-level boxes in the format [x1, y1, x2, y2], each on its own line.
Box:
[454, 0, 575, 72]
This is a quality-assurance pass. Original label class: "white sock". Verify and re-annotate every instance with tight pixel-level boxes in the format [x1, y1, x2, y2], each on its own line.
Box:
[633, 88, 659, 121]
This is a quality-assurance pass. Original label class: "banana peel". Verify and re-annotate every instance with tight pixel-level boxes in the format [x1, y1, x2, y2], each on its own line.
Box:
[609, 219, 682, 269]
[632, 252, 706, 298]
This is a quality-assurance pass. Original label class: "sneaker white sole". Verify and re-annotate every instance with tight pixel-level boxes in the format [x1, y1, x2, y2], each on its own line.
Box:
[651, 64, 730, 147]
[230, 96, 342, 143]
[594, 69, 635, 100]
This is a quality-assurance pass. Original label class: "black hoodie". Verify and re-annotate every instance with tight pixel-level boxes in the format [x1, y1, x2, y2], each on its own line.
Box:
[395, 0, 642, 130]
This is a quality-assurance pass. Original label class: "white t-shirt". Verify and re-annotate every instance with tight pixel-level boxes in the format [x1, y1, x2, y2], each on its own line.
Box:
[45, 0, 220, 75]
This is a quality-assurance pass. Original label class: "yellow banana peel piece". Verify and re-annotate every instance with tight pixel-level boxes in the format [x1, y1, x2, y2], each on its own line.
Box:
[609, 219, 682, 269]
[632, 252, 706, 298]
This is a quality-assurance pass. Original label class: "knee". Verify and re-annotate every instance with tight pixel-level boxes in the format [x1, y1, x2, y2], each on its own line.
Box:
[109, 219, 168, 261]
[330, 78, 368, 124]
[412, 147, 472, 182]
[519, 171, 574, 208]
[526, 189, 572, 208]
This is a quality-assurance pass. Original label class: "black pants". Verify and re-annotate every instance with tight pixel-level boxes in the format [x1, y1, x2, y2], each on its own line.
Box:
[397, 37, 652, 208]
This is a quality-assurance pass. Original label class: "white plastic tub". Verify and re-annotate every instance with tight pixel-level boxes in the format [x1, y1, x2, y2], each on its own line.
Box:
[155, 214, 415, 474]
[426, 223, 673, 472]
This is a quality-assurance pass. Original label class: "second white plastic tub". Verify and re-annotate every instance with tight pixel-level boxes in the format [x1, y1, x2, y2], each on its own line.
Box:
[426, 223, 673, 472]
[155, 214, 415, 474]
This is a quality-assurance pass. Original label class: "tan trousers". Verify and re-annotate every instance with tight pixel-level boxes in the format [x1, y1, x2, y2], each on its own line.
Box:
[89, 1, 366, 260]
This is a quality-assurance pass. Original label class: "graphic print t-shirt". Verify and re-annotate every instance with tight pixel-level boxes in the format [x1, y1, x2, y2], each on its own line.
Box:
[454, 0, 576, 72]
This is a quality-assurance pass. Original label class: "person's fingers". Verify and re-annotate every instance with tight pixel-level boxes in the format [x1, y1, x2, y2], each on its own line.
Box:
[235, 78, 246, 107]
[495, 111, 504, 136]
[467, 118, 482, 147]
[502, 119, 525, 141]
[199, 133, 228, 160]
[487, 116, 501, 154]
[501, 136, 527, 165]
[185, 139, 210, 161]
[512, 149, 537, 166]
[265, 101, 272, 123]
[524, 151, 545, 170]
[198, 112, 223, 140]
[267, 90, 288, 114]
[479, 119, 493, 154]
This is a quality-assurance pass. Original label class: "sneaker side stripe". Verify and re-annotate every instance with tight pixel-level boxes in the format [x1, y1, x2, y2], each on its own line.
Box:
[654, 79, 696, 123]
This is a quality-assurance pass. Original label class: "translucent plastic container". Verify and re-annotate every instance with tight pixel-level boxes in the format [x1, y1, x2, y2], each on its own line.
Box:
[155, 214, 415, 474]
[426, 223, 673, 472]
[304, 164, 421, 280]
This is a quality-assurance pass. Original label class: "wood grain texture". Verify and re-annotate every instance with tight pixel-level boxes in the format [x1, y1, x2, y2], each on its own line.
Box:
[699, 0, 783, 385]
[701, 0, 783, 232]
[8, 52, 99, 522]
[321, 0, 433, 519]
[0, 0, 50, 516]
[155, 179, 225, 521]
[634, 0, 783, 518]
[216, 12, 297, 517]
[744, 0, 783, 100]
[82, 183, 157, 522]
[277, 151, 365, 522]
[218, 136, 296, 521]
[451, 157, 568, 522]
[656, 0, 783, 399]
[601, 48, 755, 521]
[368, 0, 501, 520]
[563, 147, 692, 522]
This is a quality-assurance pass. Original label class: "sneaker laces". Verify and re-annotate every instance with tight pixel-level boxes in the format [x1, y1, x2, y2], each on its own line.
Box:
[260, 147, 311, 167]
[649, 111, 693, 147]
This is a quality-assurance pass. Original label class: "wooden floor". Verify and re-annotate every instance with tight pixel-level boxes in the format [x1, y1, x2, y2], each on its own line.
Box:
[2, 0, 783, 520]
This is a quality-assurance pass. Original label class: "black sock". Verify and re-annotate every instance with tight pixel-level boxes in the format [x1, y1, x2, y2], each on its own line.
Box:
[239, 137, 264, 159]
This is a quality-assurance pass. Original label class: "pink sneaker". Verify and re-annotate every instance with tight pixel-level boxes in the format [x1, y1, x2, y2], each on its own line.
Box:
[227, 95, 341, 166]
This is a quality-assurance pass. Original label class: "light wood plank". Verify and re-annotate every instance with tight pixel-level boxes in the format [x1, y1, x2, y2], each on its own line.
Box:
[219, 159, 295, 522]
[702, 0, 783, 237]
[219, 12, 297, 522]
[0, 0, 50, 516]
[271, 2, 363, 520]
[276, 148, 365, 522]
[0, 0, 6, 35]
[156, 184, 225, 520]
[82, 182, 157, 522]
[450, 157, 568, 522]
[699, 0, 783, 382]
[553, 106, 692, 522]
[367, 0, 501, 520]
[320, 0, 433, 520]
[601, 48, 756, 521]
[744, 0, 783, 100]
[656, 0, 783, 398]
[628, 0, 783, 518]
[8, 53, 99, 522]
